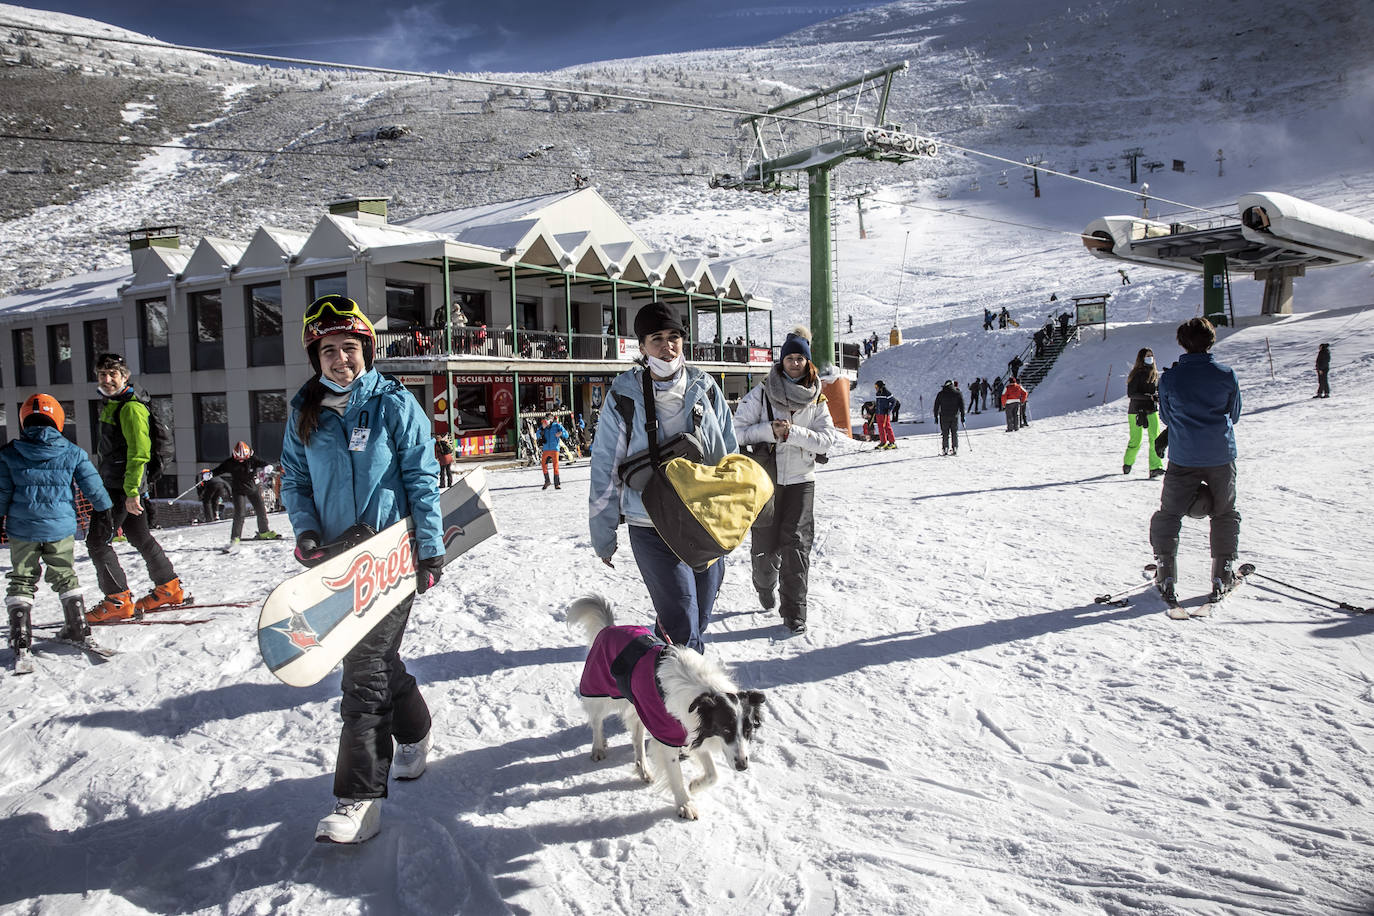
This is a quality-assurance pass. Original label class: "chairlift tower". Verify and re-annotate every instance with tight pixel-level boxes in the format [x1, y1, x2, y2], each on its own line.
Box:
[711, 61, 936, 370]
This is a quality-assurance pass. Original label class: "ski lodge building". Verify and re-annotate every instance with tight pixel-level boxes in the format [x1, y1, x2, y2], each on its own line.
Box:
[0, 189, 779, 498]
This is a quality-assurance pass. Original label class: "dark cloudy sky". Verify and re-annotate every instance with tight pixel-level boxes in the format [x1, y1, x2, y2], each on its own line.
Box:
[25, 1, 888, 72]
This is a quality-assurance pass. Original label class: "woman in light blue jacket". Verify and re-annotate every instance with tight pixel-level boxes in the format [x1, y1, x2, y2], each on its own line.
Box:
[280, 296, 443, 845]
[588, 302, 736, 651]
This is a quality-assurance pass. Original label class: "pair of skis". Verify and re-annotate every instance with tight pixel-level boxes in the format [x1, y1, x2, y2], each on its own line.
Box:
[12, 598, 257, 674]
[1094, 563, 1255, 620]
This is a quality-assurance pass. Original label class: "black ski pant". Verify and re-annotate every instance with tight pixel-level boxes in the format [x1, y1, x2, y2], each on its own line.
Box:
[439, 462, 454, 488]
[1149, 461, 1240, 561]
[86, 488, 175, 596]
[230, 489, 270, 540]
[939, 417, 960, 451]
[201, 496, 223, 524]
[1005, 404, 1021, 432]
[750, 481, 815, 628]
[335, 595, 431, 800]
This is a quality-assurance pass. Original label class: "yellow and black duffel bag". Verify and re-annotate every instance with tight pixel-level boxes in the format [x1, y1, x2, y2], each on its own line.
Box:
[643, 453, 773, 571]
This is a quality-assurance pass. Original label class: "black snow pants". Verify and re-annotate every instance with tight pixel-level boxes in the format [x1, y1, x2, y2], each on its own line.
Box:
[230, 489, 270, 540]
[334, 596, 431, 800]
[1149, 461, 1241, 562]
[750, 481, 815, 629]
[86, 488, 176, 596]
[939, 417, 960, 452]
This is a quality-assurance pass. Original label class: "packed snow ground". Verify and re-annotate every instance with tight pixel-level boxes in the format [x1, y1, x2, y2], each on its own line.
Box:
[2, 307, 1373, 914]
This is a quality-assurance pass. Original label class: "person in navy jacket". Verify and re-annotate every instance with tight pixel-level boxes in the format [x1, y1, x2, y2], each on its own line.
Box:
[280, 295, 443, 845]
[0, 394, 113, 651]
[1149, 318, 1243, 601]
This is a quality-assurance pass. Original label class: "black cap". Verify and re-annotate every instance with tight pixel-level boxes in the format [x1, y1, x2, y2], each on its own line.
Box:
[633, 303, 686, 340]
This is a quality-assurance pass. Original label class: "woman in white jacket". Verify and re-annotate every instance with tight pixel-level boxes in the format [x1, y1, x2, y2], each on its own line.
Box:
[734, 327, 847, 634]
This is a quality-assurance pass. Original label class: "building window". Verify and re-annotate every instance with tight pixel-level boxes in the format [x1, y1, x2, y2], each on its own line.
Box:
[149, 395, 176, 497]
[140, 297, 170, 374]
[517, 297, 538, 331]
[309, 273, 348, 302]
[195, 393, 229, 462]
[453, 288, 487, 325]
[251, 391, 288, 462]
[247, 282, 284, 367]
[84, 319, 109, 382]
[57, 399, 75, 443]
[88, 397, 104, 450]
[191, 290, 224, 371]
[452, 384, 489, 431]
[385, 281, 424, 328]
[12, 328, 36, 387]
[47, 324, 72, 385]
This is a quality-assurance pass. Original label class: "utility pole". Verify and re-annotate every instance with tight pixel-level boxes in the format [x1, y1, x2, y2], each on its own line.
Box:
[1025, 155, 1044, 198]
[1137, 182, 1150, 218]
[1216, 148, 1225, 177]
[855, 191, 868, 239]
[709, 61, 933, 372]
[1123, 146, 1144, 184]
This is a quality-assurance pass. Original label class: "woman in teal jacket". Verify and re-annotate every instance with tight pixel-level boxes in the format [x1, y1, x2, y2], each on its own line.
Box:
[280, 296, 443, 845]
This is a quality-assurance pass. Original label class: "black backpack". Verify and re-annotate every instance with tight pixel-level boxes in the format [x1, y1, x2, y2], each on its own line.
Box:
[120, 396, 175, 483]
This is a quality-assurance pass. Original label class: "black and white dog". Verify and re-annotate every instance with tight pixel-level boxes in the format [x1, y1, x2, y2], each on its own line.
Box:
[568, 595, 765, 820]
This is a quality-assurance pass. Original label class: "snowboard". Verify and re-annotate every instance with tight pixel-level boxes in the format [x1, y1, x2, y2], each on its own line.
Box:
[257, 468, 497, 687]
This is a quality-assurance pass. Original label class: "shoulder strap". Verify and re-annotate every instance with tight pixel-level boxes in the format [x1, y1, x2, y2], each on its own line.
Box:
[640, 368, 662, 467]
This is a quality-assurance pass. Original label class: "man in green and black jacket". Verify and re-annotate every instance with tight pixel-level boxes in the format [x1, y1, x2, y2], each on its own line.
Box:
[85, 353, 184, 622]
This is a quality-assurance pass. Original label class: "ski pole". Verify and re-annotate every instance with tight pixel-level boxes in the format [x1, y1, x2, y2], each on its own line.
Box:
[1246, 570, 1369, 614]
[960, 417, 972, 454]
[170, 482, 200, 501]
[1093, 563, 1159, 604]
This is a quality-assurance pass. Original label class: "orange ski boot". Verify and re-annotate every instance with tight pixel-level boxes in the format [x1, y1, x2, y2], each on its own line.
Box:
[134, 577, 185, 614]
[86, 590, 135, 623]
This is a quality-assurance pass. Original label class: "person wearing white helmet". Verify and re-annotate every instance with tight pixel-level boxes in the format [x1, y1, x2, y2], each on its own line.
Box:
[210, 440, 279, 552]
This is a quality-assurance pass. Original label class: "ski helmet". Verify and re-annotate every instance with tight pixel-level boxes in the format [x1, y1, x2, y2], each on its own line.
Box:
[20, 393, 64, 430]
[232, 441, 253, 460]
[302, 295, 376, 373]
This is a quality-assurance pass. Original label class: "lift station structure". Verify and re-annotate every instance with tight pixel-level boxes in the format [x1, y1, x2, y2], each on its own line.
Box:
[1083, 191, 1374, 324]
[711, 61, 935, 370]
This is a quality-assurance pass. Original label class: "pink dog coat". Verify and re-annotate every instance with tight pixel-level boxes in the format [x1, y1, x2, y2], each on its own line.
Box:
[579, 625, 688, 747]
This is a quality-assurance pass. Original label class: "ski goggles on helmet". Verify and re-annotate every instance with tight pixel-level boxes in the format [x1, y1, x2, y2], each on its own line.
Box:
[302, 295, 376, 349]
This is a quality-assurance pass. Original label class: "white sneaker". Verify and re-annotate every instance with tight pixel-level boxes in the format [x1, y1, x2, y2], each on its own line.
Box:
[393, 733, 431, 780]
[315, 797, 381, 844]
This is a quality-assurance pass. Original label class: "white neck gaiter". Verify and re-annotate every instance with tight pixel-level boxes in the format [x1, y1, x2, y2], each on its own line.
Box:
[646, 353, 684, 379]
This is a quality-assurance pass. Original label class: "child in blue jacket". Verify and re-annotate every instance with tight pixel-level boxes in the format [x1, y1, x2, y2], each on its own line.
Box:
[0, 395, 113, 658]
[536, 412, 571, 490]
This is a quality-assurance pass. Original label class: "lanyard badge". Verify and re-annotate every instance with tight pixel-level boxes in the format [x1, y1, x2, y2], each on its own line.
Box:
[349, 427, 371, 451]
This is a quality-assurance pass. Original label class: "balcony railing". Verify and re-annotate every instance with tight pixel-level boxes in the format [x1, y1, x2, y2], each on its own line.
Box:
[375, 326, 778, 367]
[373, 326, 861, 370]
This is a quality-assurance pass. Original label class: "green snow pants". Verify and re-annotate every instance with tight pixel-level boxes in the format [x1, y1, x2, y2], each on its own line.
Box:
[6, 536, 80, 599]
[1123, 411, 1163, 471]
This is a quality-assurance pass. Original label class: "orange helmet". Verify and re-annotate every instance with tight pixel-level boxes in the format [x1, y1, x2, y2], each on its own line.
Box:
[232, 441, 253, 460]
[19, 393, 64, 430]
